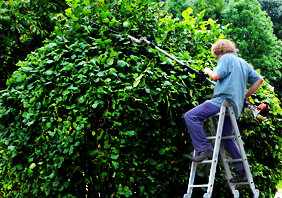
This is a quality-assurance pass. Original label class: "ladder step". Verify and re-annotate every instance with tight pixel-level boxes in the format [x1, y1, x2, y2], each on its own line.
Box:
[207, 136, 236, 140]
[189, 184, 209, 188]
[230, 182, 249, 185]
[225, 159, 243, 163]
[209, 112, 230, 118]
[198, 160, 213, 164]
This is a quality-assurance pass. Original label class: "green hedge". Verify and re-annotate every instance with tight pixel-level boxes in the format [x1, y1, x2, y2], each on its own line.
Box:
[0, 1, 281, 197]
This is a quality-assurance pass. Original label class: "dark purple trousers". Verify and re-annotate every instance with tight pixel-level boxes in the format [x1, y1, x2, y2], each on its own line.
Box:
[184, 102, 244, 171]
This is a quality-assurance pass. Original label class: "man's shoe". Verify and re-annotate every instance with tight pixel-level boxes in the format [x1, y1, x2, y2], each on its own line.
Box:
[191, 149, 213, 162]
[230, 170, 248, 183]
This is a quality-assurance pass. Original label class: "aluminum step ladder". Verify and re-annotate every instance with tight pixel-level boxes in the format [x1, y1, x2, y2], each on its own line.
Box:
[183, 100, 259, 198]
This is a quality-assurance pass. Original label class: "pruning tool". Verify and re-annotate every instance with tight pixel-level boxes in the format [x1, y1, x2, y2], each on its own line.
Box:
[244, 102, 270, 122]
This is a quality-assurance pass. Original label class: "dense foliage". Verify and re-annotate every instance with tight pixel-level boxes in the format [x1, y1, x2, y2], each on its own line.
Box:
[0, 0, 67, 90]
[0, 0, 282, 198]
[258, 0, 282, 40]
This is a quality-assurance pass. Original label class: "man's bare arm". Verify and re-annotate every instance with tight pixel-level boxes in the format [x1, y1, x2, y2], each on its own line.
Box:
[244, 76, 264, 101]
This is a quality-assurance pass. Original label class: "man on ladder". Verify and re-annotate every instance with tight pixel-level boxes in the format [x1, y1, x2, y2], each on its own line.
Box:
[184, 39, 264, 182]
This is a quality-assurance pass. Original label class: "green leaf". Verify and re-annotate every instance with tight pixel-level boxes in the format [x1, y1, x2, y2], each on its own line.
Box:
[97, 72, 105, 77]
[78, 97, 85, 103]
[125, 130, 135, 137]
[71, 15, 79, 22]
[83, 9, 91, 15]
[123, 21, 130, 27]
[107, 58, 114, 65]
[21, 67, 33, 72]
[65, 8, 72, 16]
[45, 70, 53, 75]
[8, 146, 15, 151]
[16, 73, 27, 83]
[149, 159, 157, 166]
[133, 74, 144, 87]
[92, 101, 100, 109]
[125, 189, 132, 197]
[100, 10, 109, 18]
[53, 180, 59, 187]
[29, 163, 36, 169]
[158, 148, 165, 155]
[117, 60, 126, 67]
[156, 163, 164, 170]
[111, 154, 119, 160]
[75, 23, 80, 30]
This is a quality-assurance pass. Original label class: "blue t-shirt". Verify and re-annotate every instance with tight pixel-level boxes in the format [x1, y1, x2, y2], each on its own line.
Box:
[207, 53, 260, 119]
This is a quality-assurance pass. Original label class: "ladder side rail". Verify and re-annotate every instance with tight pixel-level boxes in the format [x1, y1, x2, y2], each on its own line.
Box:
[205, 102, 227, 197]
[227, 103, 259, 198]
[210, 116, 239, 198]
[219, 143, 239, 198]
[184, 150, 198, 198]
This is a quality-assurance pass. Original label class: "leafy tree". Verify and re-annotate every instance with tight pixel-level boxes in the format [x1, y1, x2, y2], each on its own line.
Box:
[186, 0, 226, 21]
[258, 0, 282, 40]
[0, 1, 282, 198]
[164, 0, 226, 21]
[221, 0, 282, 99]
[0, 0, 67, 90]
[163, 0, 190, 18]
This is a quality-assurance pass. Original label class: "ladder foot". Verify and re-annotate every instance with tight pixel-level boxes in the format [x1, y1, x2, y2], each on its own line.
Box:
[203, 192, 211, 198]
[233, 190, 239, 198]
[183, 193, 191, 198]
[253, 189, 259, 198]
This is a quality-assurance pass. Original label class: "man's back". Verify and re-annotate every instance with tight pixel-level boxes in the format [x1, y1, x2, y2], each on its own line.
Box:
[208, 53, 260, 118]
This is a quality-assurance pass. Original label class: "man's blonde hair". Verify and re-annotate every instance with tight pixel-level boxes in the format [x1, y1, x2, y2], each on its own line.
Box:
[211, 39, 237, 58]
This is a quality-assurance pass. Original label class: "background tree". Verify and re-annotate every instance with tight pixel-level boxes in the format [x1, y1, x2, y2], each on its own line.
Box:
[163, 0, 190, 18]
[186, 0, 225, 21]
[221, 0, 282, 99]
[258, 0, 282, 40]
[0, 0, 67, 90]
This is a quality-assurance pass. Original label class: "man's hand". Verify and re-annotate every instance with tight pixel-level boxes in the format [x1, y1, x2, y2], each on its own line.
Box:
[203, 68, 220, 81]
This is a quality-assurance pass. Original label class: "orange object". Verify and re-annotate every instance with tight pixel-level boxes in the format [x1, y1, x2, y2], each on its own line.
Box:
[257, 103, 270, 111]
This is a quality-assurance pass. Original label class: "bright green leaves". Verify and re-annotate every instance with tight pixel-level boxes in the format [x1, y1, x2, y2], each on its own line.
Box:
[65, 8, 72, 16]
[100, 10, 109, 18]
[182, 8, 193, 19]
